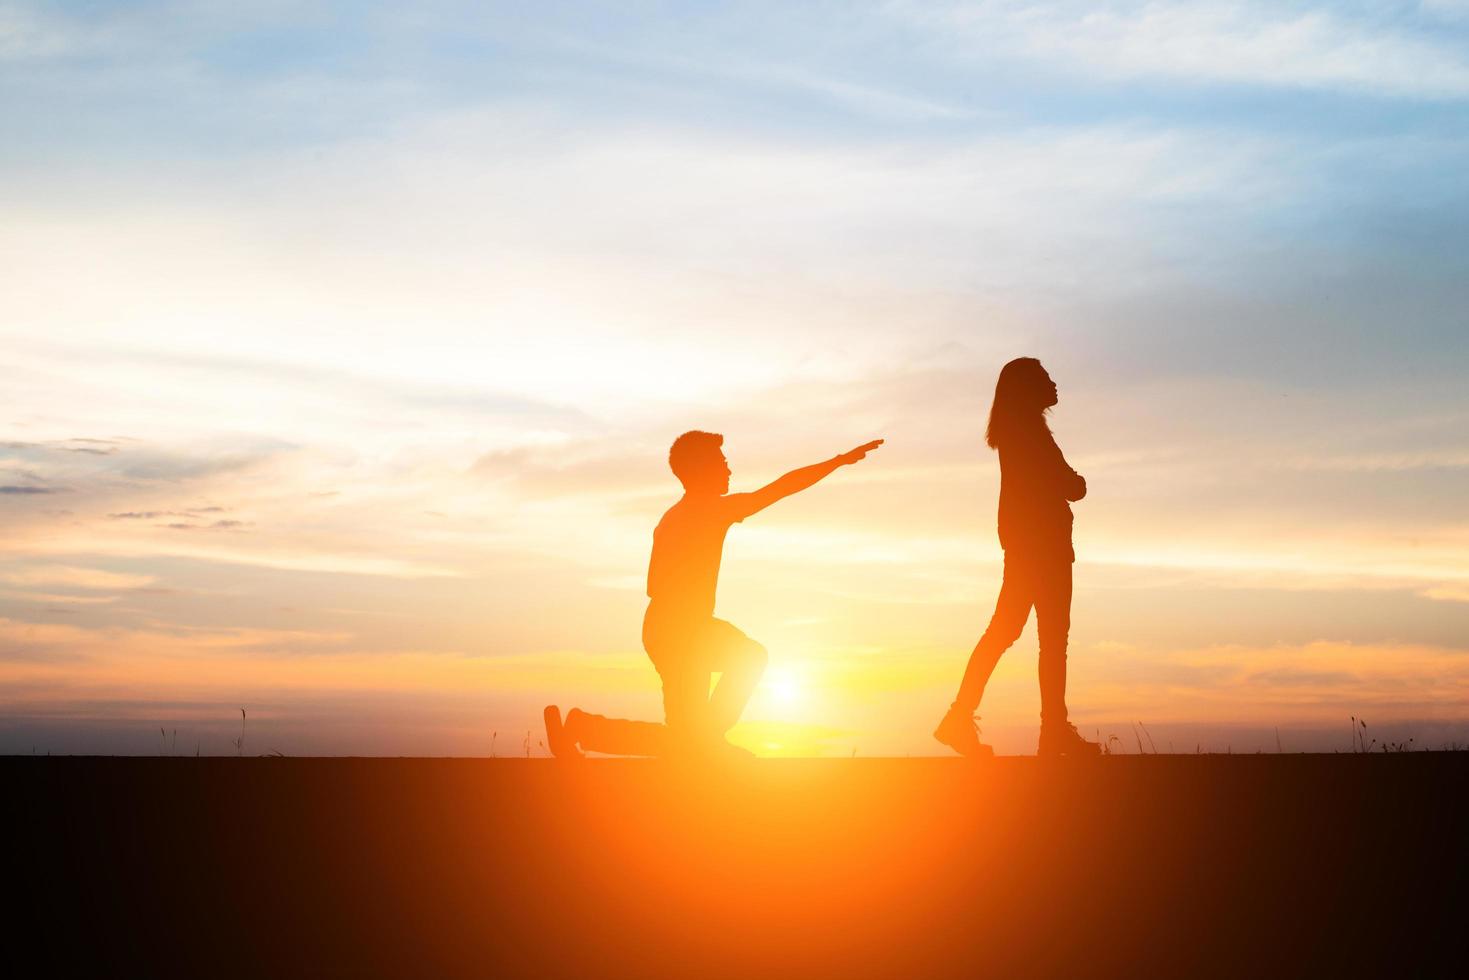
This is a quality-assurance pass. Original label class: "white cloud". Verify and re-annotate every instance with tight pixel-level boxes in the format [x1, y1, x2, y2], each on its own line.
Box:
[0, 3, 76, 61]
[901, 1, 1469, 99]
[1289, 449, 1469, 472]
[0, 565, 154, 590]
[1420, 0, 1469, 20]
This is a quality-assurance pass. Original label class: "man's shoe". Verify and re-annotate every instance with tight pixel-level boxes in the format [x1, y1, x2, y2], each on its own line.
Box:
[933, 706, 995, 758]
[709, 737, 756, 762]
[1037, 721, 1101, 758]
[662, 732, 755, 764]
[543, 705, 584, 759]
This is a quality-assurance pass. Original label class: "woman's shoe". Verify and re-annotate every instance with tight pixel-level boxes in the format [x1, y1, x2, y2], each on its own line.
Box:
[933, 706, 995, 758]
[1037, 721, 1101, 757]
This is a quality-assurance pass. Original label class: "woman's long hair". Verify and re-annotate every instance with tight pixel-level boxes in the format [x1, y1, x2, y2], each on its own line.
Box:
[985, 357, 1050, 449]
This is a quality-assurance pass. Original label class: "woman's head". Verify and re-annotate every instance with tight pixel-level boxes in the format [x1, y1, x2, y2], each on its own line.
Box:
[986, 357, 1058, 449]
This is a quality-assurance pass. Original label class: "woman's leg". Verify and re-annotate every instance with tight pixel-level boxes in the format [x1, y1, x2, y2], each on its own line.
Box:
[1032, 557, 1073, 727]
[953, 555, 1035, 712]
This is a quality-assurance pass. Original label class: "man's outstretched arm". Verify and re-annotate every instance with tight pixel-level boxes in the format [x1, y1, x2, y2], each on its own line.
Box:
[729, 440, 883, 519]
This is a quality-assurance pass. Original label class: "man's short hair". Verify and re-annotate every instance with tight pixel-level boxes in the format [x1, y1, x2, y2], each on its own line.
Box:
[668, 430, 724, 487]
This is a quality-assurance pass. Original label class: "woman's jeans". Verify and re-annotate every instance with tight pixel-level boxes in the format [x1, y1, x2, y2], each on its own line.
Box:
[955, 550, 1073, 726]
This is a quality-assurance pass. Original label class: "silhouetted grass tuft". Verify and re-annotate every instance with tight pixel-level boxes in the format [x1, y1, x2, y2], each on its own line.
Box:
[232, 708, 247, 756]
[1137, 721, 1158, 754]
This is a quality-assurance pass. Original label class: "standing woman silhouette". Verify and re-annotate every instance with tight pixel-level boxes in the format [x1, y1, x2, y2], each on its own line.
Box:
[935, 357, 1101, 757]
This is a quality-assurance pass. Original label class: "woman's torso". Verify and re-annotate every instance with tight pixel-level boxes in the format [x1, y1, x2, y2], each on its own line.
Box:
[996, 431, 1076, 561]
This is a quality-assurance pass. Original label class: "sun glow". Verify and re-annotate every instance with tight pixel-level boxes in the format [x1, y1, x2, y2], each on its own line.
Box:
[765, 666, 805, 707]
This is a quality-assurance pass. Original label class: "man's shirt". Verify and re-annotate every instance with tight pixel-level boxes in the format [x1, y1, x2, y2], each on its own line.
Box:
[646, 493, 759, 619]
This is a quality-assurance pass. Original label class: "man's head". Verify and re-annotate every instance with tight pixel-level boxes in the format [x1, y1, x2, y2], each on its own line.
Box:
[668, 430, 731, 495]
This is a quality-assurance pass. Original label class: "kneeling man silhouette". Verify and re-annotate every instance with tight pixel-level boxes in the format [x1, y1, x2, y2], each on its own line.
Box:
[545, 431, 882, 759]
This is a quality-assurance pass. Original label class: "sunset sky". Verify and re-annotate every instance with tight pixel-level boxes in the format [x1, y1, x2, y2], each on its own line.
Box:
[3, 1, 1467, 756]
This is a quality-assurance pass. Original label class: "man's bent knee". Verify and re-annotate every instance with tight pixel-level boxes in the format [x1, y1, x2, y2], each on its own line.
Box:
[741, 640, 769, 675]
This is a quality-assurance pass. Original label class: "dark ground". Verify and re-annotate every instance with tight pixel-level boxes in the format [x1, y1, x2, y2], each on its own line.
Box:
[7, 754, 1467, 978]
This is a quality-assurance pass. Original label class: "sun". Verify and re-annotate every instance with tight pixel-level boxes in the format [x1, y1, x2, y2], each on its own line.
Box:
[766, 666, 804, 707]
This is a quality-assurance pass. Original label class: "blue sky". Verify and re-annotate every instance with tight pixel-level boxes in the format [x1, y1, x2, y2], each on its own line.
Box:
[9, 2, 1465, 368]
[2, 1, 1467, 755]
